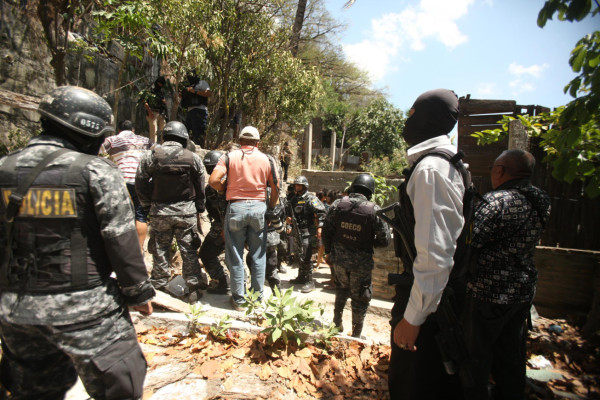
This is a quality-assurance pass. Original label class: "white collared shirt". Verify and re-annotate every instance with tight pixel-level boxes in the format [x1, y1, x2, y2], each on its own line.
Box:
[403, 135, 465, 325]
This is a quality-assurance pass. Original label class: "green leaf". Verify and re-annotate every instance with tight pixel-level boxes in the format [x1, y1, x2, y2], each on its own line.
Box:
[271, 327, 282, 343]
[571, 46, 587, 72]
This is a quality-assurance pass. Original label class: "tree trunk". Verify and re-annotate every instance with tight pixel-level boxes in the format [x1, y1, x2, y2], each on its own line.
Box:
[338, 126, 346, 170]
[38, 1, 68, 86]
[113, 51, 130, 126]
[289, 0, 307, 57]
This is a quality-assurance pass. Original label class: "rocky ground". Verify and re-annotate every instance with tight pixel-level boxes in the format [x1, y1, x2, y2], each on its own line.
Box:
[63, 258, 600, 399]
[61, 216, 600, 399]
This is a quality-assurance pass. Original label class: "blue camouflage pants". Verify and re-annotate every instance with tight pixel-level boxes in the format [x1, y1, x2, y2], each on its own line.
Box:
[0, 307, 146, 400]
[149, 215, 203, 291]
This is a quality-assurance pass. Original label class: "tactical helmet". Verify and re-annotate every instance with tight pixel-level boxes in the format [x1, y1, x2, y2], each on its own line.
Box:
[162, 121, 189, 140]
[239, 126, 260, 141]
[37, 86, 114, 138]
[350, 174, 375, 196]
[293, 176, 309, 189]
[203, 150, 223, 167]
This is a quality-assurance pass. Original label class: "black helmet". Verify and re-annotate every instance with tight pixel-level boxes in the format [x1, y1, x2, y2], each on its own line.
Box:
[38, 86, 114, 138]
[203, 150, 223, 167]
[351, 174, 375, 197]
[162, 121, 189, 141]
[293, 175, 309, 189]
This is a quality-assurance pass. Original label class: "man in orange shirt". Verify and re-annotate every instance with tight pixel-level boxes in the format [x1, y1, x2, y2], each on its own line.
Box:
[208, 126, 279, 310]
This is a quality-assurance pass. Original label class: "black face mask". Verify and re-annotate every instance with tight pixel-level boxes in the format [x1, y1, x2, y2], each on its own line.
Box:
[403, 89, 459, 147]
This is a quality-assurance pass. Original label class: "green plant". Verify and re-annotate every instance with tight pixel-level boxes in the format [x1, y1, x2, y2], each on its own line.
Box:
[371, 175, 396, 206]
[309, 307, 339, 349]
[243, 289, 263, 326]
[185, 303, 206, 335]
[210, 314, 234, 342]
[364, 148, 408, 178]
[262, 286, 320, 346]
[0, 129, 36, 157]
[313, 154, 332, 171]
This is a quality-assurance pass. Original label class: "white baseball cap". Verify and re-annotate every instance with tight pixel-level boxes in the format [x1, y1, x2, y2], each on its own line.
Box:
[239, 126, 260, 141]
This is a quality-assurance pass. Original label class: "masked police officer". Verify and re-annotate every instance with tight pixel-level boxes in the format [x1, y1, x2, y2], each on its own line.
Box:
[0, 86, 154, 399]
[288, 176, 326, 293]
[136, 121, 206, 302]
[199, 150, 230, 295]
[322, 174, 390, 337]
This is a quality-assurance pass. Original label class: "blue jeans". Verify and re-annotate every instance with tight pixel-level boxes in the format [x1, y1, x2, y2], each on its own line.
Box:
[224, 200, 267, 304]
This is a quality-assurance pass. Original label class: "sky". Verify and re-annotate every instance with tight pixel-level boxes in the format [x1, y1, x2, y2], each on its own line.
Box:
[324, 0, 600, 113]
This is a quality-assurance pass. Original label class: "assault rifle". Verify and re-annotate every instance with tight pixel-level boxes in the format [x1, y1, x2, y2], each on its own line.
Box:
[376, 202, 416, 285]
[376, 202, 475, 391]
[280, 196, 303, 266]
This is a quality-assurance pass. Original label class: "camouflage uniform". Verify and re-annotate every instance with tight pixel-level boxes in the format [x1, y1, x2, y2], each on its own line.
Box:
[0, 136, 154, 399]
[322, 193, 390, 337]
[199, 185, 228, 285]
[289, 191, 326, 281]
[136, 141, 206, 291]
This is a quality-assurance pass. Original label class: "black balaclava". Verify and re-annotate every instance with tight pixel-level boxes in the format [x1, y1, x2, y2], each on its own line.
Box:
[403, 89, 459, 147]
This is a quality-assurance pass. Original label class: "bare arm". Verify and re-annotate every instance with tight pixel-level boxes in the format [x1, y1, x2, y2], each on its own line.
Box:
[209, 168, 226, 192]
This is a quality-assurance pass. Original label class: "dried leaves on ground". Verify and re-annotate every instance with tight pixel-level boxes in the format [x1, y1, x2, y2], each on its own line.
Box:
[138, 325, 390, 399]
[136, 315, 599, 399]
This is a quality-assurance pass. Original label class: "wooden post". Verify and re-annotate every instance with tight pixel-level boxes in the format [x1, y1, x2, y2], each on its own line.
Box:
[306, 122, 313, 170]
[508, 119, 528, 151]
[330, 131, 336, 171]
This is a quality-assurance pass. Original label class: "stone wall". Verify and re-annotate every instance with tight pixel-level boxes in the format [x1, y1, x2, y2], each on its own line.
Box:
[0, 2, 154, 147]
[0, 3, 54, 138]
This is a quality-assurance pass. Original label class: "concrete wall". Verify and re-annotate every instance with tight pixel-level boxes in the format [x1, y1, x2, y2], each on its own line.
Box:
[301, 169, 402, 197]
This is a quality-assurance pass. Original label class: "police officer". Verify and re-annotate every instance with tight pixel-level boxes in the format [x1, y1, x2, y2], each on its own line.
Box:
[181, 70, 211, 147]
[136, 121, 206, 302]
[199, 150, 230, 295]
[288, 176, 326, 293]
[322, 174, 390, 337]
[0, 86, 154, 399]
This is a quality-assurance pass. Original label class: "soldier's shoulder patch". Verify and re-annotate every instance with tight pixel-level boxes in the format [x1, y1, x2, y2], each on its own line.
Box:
[311, 198, 320, 207]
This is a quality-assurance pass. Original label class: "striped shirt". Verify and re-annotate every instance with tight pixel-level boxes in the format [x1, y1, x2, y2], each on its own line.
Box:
[101, 131, 153, 183]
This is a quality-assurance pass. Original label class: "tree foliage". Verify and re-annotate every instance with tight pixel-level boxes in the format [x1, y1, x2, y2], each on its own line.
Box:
[348, 97, 406, 158]
[474, 0, 600, 198]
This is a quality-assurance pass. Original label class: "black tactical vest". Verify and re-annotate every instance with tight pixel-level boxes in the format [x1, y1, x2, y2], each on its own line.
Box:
[151, 147, 196, 203]
[397, 149, 475, 284]
[292, 193, 314, 230]
[0, 150, 112, 293]
[333, 196, 376, 252]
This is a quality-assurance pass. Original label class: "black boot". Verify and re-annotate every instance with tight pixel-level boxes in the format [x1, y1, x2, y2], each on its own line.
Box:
[300, 270, 315, 293]
[351, 322, 364, 338]
[333, 310, 344, 332]
[300, 279, 315, 293]
[351, 309, 365, 338]
[207, 278, 230, 295]
[290, 274, 306, 284]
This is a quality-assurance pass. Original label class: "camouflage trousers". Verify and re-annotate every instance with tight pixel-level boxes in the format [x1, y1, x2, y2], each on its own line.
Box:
[199, 225, 227, 281]
[333, 265, 372, 326]
[148, 215, 203, 290]
[0, 307, 146, 400]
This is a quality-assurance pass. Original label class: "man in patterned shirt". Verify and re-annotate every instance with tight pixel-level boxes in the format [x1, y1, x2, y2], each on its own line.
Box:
[101, 120, 154, 249]
[464, 149, 551, 400]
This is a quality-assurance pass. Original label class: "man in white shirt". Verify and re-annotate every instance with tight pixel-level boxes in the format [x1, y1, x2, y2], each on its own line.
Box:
[388, 89, 466, 400]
